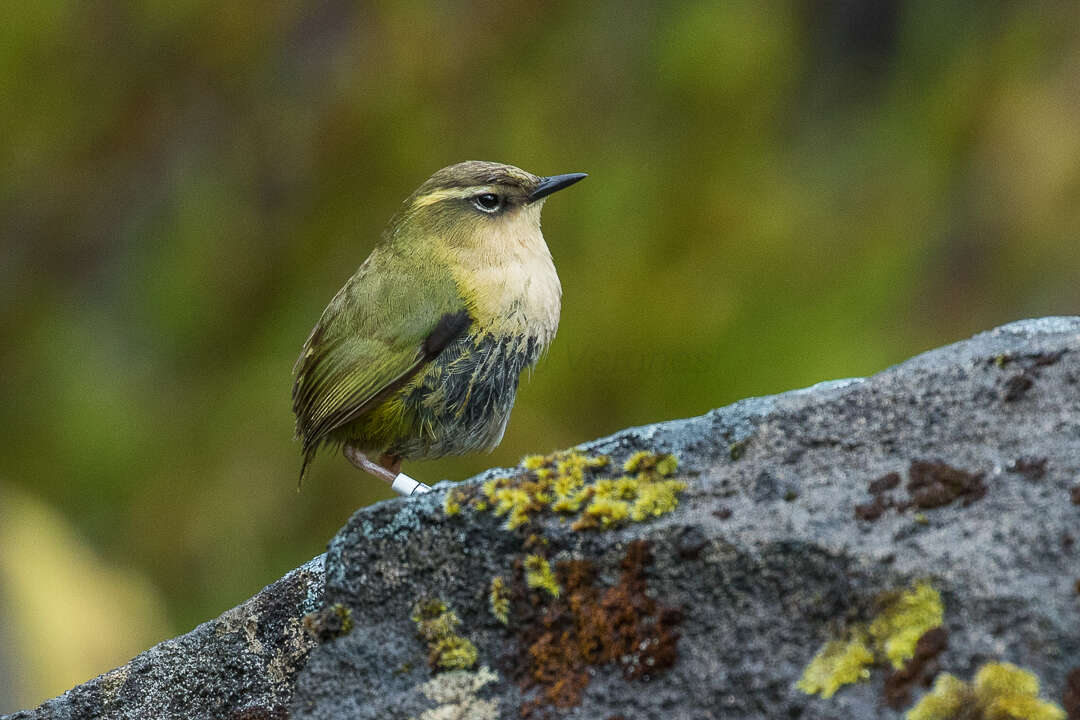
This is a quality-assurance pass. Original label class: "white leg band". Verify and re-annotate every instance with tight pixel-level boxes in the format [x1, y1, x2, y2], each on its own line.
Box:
[391, 472, 431, 496]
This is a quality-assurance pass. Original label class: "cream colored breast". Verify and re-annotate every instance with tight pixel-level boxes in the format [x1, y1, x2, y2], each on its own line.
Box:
[449, 204, 562, 346]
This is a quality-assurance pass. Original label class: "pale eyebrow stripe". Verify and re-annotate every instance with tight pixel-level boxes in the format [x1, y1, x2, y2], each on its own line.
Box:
[412, 185, 498, 208]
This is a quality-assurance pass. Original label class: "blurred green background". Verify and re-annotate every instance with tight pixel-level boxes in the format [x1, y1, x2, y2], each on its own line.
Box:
[2, 0, 1079, 710]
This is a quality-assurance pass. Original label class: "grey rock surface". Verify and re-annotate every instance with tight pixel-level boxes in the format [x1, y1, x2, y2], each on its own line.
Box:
[8, 317, 1080, 719]
[4, 557, 325, 720]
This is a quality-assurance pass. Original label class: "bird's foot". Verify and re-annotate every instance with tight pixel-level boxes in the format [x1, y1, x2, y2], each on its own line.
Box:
[343, 445, 430, 496]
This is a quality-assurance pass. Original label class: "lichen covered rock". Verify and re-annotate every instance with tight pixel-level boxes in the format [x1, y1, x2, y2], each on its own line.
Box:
[293, 318, 1080, 719]
[7, 318, 1080, 720]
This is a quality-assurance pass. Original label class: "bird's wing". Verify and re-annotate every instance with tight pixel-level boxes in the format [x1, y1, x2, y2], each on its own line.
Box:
[292, 250, 470, 477]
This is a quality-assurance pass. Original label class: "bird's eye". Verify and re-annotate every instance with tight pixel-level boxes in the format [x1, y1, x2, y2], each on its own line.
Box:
[472, 193, 501, 213]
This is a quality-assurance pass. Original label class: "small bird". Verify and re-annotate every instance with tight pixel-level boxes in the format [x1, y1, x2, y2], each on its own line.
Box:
[292, 161, 586, 494]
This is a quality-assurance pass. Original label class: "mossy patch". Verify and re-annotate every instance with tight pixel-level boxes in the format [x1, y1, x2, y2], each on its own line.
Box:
[412, 599, 479, 671]
[445, 449, 686, 533]
[907, 662, 1065, 720]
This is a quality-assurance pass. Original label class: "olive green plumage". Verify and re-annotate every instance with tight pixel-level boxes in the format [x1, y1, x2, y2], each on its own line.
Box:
[292, 161, 585, 482]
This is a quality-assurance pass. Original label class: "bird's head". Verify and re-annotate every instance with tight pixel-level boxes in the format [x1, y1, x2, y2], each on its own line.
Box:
[387, 161, 586, 252]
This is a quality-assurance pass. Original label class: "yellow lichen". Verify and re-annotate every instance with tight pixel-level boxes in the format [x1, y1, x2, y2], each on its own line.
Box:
[987, 697, 1066, 720]
[655, 453, 678, 476]
[430, 636, 479, 671]
[573, 472, 686, 530]
[491, 487, 533, 530]
[623, 450, 653, 473]
[482, 479, 501, 501]
[413, 602, 456, 640]
[552, 470, 582, 493]
[975, 662, 1040, 698]
[623, 450, 677, 475]
[550, 494, 583, 514]
[630, 479, 687, 521]
[975, 663, 1064, 720]
[523, 555, 560, 598]
[332, 602, 353, 635]
[907, 663, 1064, 720]
[868, 583, 944, 668]
[556, 451, 610, 485]
[907, 673, 969, 720]
[551, 472, 589, 514]
[795, 635, 874, 699]
[581, 497, 630, 527]
[522, 454, 547, 470]
[412, 599, 478, 672]
[797, 582, 1063, 718]
[443, 489, 463, 517]
[592, 476, 639, 500]
[523, 533, 548, 550]
[489, 577, 509, 625]
[799, 582, 942, 700]
[413, 599, 447, 624]
[472, 449, 683, 532]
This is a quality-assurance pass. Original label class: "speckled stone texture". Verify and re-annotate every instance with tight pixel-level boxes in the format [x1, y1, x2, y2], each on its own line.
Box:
[8, 318, 1080, 719]
[3, 557, 325, 720]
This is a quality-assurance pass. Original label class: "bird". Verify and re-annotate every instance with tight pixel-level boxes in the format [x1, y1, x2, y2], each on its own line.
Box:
[292, 161, 586, 494]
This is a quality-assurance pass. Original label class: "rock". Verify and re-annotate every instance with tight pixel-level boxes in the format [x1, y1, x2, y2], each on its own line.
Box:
[7, 317, 1080, 719]
[3, 557, 325, 720]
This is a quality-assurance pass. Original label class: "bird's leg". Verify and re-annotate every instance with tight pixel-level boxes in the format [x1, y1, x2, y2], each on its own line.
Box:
[379, 454, 403, 475]
[342, 444, 430, 496]
[343, 445, 396, 483]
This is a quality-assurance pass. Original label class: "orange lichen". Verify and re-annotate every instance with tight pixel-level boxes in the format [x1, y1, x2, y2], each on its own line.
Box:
[511, 541, 682, 714]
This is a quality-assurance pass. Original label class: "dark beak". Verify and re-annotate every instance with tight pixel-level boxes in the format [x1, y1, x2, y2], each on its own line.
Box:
[529, 172, 587, 202]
